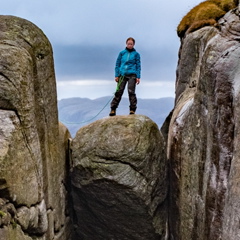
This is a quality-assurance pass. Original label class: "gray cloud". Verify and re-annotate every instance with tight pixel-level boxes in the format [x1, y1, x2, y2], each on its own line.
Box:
[1, 0, 201, 46]
[53, 44, 179, 82]
[1, 0, 202, 98]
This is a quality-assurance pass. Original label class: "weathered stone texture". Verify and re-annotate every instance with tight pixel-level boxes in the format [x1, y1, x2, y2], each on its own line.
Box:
[0, 16, 71, 240]
[168, 8, 240, 240]
[71, 115, 168, 239]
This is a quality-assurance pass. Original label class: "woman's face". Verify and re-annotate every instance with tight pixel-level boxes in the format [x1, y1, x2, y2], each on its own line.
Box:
[126, 40, 134, 49]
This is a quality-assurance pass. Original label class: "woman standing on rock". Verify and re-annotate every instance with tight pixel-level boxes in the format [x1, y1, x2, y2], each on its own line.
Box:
[109, 37, 141, 116]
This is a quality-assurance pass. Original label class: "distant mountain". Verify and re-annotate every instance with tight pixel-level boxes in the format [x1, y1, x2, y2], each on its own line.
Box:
[58, 96, 174, 137]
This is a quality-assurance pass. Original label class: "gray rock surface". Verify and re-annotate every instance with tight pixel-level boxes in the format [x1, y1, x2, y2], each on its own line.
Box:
[0, 15, 71, 240]
[71, 115, 168, 239]
[167, 7, 240, 240]
[3, 5, 240, 240]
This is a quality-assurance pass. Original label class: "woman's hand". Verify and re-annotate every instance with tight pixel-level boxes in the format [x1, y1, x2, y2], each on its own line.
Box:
[136, 78, 140, 84]
[115, 77, 119, 82]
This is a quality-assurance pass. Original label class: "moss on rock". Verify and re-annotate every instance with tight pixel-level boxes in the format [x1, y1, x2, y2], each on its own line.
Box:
[177, 0, 239, 38]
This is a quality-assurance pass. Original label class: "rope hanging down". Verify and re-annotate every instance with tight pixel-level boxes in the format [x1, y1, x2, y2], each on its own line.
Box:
[60, 76, 124, 125]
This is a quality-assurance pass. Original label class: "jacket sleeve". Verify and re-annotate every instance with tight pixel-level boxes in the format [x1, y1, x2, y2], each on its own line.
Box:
[115, 52, 122, 77]
[135, 52, 141, 79]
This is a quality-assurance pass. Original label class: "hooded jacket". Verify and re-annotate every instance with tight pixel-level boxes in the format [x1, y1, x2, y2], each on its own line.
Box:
[115, 48, 141, 79]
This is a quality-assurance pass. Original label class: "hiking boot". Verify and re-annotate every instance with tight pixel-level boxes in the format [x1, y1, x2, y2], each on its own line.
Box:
[109, 109, 116, 116]
[129, 110, 135, 115]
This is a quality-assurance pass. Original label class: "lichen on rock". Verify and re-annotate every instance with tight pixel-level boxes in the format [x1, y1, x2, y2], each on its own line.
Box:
[168, 6, 240, 240]
[0, 15, 71, 240]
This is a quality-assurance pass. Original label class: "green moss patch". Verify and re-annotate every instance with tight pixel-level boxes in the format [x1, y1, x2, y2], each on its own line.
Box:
[0, 210, 6, 217]
[177, 0, 238, 38]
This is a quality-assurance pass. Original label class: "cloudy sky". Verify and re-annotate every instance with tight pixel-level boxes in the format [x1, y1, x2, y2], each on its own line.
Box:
[1, 0, 202, 99]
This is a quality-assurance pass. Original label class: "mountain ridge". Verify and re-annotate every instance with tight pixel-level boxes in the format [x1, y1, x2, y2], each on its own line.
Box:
[58, 96, 174, 136]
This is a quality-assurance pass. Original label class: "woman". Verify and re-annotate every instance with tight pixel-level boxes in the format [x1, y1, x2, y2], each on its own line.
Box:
[109, 37, 141, 116]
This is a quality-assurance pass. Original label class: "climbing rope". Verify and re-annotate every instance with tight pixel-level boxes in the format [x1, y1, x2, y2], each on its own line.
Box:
[60, 76, 124, 125]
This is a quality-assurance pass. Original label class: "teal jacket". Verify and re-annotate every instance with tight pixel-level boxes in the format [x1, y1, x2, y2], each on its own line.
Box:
[115, 48, 141, 78]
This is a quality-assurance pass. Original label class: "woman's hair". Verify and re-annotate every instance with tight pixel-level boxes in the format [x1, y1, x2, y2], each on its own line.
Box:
[126, 37, 135, 44]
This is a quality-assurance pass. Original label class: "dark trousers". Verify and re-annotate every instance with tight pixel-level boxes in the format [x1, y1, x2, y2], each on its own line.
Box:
[111, 75, 137, 111]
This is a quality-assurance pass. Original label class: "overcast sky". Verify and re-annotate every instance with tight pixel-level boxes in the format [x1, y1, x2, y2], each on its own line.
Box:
[1, 0, 202, 99]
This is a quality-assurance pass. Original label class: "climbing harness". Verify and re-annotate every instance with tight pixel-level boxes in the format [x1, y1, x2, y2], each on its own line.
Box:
[60, 76, 124, 125]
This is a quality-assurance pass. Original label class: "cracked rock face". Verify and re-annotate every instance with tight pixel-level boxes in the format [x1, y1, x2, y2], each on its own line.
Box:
[168, 8, 240, 240]
[71, 115, 168, 239]
[0, 16, 71, 240]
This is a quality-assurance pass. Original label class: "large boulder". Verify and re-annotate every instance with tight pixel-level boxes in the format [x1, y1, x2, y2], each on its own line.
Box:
[0, 16, 71, 240]
[71, 115, 168, 239]
[168, 8, 240, 240]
